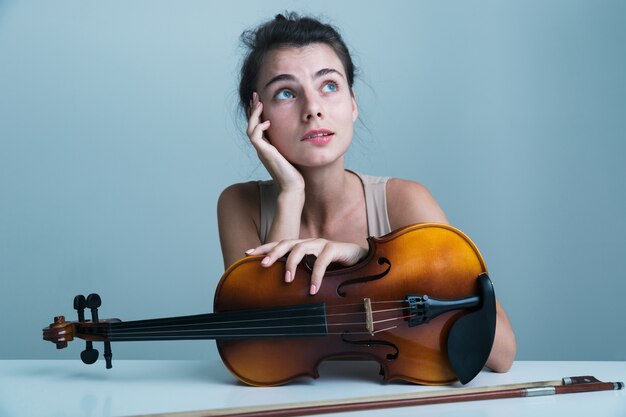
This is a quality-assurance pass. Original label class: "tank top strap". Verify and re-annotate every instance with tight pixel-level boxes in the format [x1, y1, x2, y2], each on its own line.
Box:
[258, 180, 278, 244]
[348, 170, 392, 237]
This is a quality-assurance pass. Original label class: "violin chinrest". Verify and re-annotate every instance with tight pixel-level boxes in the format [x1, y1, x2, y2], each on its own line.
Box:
[447, 273, 497, 384]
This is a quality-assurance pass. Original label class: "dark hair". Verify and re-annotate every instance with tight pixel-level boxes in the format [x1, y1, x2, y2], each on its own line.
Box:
[238, 12, 357, 116]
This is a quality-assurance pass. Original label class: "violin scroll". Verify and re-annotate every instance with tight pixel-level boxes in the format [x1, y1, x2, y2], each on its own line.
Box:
[42, 293, 116, 368]
[43, 315, 75, 349]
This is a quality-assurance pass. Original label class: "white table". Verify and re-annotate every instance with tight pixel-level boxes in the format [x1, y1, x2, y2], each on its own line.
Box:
[0, 360, 624, 417]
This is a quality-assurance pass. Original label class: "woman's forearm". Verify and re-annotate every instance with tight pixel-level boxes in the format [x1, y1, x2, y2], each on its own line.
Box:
[267, 189, 305, 242]
[485, 300, 517, 372]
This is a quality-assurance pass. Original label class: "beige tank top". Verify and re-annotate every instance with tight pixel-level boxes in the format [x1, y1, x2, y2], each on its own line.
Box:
[257, 171, 391, 243]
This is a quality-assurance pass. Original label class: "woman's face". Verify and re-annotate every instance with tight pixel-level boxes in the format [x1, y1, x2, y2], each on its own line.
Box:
[255, 43, 358, 168]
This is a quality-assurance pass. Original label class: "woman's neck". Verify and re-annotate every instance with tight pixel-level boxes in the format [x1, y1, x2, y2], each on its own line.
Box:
[297, 162, 364, 238]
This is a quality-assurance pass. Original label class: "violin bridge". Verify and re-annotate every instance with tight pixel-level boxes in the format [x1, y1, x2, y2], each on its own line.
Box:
[364, 298, 374, 335]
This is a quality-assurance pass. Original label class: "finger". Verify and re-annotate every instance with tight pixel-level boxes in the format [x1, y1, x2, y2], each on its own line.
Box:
[247, 95, 253, 118]
[284, 242, 315, 283]
[247, 96, 264, 128]
[246, 101, 264, 137]
[246, 100, 262, 134]
[261, 239, 306, 267]
[247, 92, 261, 119]
[245, 241, 279, 256]
[309, 247, 335, 295]
[249, 120, 271, 147]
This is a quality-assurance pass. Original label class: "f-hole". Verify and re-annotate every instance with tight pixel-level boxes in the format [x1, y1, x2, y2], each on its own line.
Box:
[341, 332, 399, 361]
[336, 257, 391, 297]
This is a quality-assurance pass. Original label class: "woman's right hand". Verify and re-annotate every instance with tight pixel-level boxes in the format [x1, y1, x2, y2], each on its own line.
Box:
[247, 92, 305, 193]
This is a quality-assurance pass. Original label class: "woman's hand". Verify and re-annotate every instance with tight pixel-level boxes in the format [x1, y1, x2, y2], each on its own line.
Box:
[247, 92, 304, 193]
[246, 239, 368, 295]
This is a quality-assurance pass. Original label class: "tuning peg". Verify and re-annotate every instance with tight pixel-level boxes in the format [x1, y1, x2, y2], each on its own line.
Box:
[104, 342, 113, 369]
[71, 293, 112, 369]
[78, 294, 102, 365]
[74, 295, 87, 322]
[86, 293, 101, 322]
[80, 346, 99, 364]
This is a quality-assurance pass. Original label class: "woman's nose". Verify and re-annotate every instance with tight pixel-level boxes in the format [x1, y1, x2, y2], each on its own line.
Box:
[305, 111, 323, 121]
[302, 93, 324, 121]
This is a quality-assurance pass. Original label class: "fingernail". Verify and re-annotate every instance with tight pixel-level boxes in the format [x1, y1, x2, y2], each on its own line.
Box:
[285, 270, 291, 282]
[310, 284, 317, 295]
[245, 248, 255, 255]
[261, 256, 270, 266]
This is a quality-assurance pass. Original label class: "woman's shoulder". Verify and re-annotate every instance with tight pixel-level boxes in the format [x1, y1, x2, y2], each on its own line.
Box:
[217, 181, 261, 218]
[386, 177, 430, 199]
[219, 180, 260, 199]
[385, 177, 449, 228]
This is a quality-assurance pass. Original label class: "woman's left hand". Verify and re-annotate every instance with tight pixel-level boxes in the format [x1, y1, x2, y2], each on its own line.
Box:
[246, 239, 368, 295]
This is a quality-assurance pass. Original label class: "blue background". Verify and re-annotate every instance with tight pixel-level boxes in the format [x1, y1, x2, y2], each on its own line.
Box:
[1, 0, 624, 362]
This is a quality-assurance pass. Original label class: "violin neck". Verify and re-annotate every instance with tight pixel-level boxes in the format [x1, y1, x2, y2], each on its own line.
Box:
[104, 303, 328, 342]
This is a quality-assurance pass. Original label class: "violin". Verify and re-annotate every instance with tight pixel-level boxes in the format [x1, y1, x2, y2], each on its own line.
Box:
[43, 223, 496, 386]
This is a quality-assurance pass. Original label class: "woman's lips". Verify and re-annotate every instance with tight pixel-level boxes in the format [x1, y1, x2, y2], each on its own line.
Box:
[303, 134, 334, 145]
[302, 128, 334, 144]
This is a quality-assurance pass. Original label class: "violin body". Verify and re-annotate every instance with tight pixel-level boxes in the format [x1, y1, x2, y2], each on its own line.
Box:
[215, 223, 492, 386]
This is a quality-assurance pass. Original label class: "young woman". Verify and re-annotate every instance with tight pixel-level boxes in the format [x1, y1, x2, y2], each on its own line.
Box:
[218, 13, 516, 372]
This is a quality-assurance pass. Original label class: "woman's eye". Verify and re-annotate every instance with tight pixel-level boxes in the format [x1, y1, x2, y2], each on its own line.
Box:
[322, 82, 338, 93]
[275, 89, 294, 100]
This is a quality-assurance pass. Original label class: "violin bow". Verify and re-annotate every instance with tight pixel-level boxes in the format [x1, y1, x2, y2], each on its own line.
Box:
[138, 375, 623, 417]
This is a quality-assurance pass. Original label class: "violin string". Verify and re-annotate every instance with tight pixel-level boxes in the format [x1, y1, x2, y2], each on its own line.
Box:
[105, 313, 416, 339]
[326, 300, 405, 307]
[101, 301, 415, 340]
[112, 312, 336, 333]
[112, 312, 333, 329]
[325, 300, 405, 313]
[108, 303, 411, 333]
[105, 325, 409, 340]
[108, 325, 402, 339]
[107, 309, 411, 334]
[370, 306, 411, 314]
[111, 321, 333, 333]
[373, 314, 415, 325]
[320, 306, 410, 318]
[372, 325, 399, 334]
[103, 330, 393, 340]
[107, 311, 409, 332]
[101, 315, 412, 340]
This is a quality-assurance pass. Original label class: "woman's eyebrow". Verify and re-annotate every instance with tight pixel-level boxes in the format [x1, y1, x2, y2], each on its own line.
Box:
[264, 74, 296, 90]
[263, 68, 345, 90]
[315, 68, 344, 79]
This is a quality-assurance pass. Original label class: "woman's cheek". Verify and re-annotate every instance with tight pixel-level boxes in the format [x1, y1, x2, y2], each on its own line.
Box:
[264, 111, 286, 136]
[264, 117, 283, 145]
